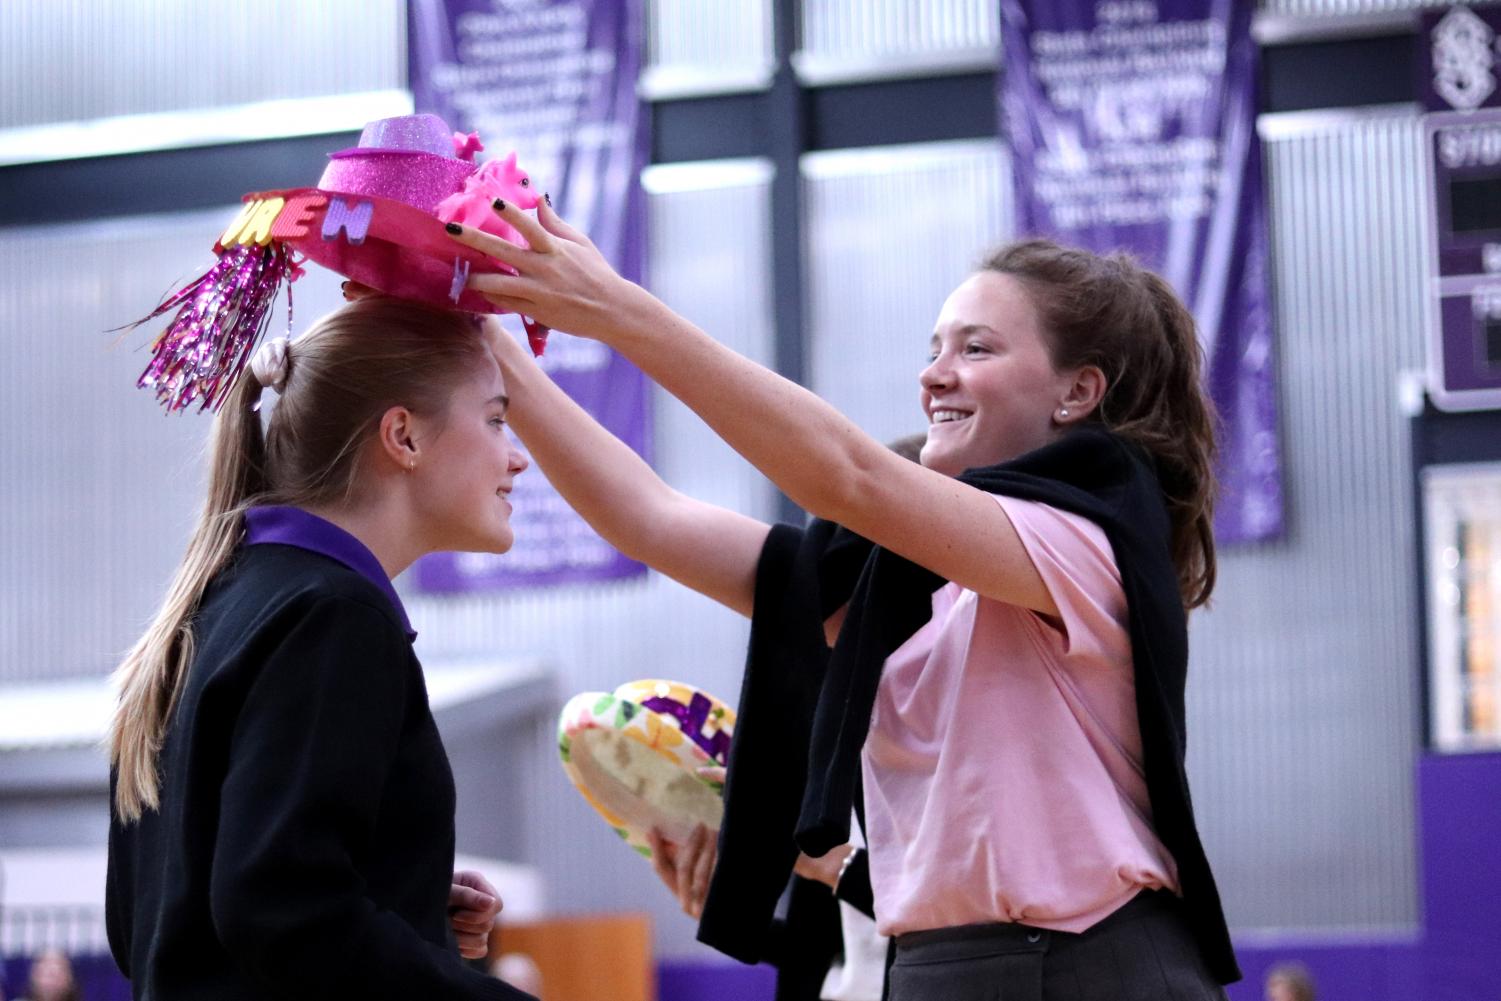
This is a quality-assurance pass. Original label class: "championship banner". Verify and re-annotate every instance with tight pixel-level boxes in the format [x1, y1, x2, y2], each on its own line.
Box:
[408, 0, 650, 589]
[999, 0, 1282, 542]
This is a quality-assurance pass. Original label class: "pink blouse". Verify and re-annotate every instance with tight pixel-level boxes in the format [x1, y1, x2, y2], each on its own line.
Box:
[861, 496, 1179, 937]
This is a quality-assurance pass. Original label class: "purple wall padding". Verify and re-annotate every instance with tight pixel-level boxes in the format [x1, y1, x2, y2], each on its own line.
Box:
[1224, 938, 1423, 1001]
[9, 954, 778, 1001]
[1222, 751, 1501, 1001]
[1417, 751, 1501, 1001]
[657, 959, 776, 1001]
[2, 953, 131, 1001]
[19, 755, 1497, 1001]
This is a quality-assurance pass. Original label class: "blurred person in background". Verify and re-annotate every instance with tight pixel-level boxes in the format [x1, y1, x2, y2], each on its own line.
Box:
[18, 950, 79, 1001]
[106, 298, 532, 1000]
[449, 199, 1238, 1000]
[1264, 962, 1316, 1001]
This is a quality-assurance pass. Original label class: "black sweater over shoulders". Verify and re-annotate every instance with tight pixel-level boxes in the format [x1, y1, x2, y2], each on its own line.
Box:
[106, 543, 530, 1001]
[698, 518, 877, 1001]
[700, 429, 1239, 985]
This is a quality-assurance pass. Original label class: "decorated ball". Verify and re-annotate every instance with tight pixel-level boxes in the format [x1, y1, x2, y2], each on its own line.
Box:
[558, 679, 735, 859]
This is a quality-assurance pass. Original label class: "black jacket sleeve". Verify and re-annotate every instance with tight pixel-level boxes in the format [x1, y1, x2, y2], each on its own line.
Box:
[699, 524, 826, 962]
[207, 596, 531, 1001]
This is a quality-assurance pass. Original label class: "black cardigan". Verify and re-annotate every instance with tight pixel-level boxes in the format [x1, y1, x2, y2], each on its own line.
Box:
[700, 428, 1240, 985]
[695, 520, 877, 1001]
[106, 544, 532, 1001]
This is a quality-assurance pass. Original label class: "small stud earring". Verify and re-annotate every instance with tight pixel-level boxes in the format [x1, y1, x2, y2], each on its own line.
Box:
[1059, 408, 1070, 419]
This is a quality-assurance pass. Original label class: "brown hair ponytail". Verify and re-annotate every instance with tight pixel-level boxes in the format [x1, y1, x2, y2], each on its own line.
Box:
[980, 239, 1219, 609]
[109, 297, 488, 821]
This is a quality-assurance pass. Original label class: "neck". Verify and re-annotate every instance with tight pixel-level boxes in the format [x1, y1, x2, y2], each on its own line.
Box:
[300, 496, 424, 580]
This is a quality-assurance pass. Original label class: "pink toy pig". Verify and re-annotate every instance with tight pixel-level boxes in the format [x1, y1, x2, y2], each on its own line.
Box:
[437, 151, 541, 242]
[436, 152, 549, 353]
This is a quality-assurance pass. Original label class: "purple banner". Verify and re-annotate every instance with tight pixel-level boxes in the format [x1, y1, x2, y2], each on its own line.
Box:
[408, 0, 650, 590]
[1000, 0, 1282, 542]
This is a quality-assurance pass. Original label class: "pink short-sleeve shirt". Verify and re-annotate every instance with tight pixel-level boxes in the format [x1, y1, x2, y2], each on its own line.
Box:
[861, 496, 1179, 937]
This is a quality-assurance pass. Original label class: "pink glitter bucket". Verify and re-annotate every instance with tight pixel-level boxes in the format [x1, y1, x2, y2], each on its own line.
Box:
[318, 114, 478, 214]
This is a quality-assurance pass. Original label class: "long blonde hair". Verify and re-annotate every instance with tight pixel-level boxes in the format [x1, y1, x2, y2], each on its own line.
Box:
[109, 297, 488, 821]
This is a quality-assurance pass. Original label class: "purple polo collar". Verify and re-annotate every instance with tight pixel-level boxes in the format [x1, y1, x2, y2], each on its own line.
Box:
[243, 505, 416, 641]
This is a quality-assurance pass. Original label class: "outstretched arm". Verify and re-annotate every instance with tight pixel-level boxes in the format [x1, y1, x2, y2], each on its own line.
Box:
[483, 317, 768, 616]
[452, 206, 1058, 616]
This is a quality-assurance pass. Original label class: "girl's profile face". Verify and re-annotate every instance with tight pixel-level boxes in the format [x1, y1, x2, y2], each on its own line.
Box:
[918, 271, 1074, 476]
[409, 354, 528, 555]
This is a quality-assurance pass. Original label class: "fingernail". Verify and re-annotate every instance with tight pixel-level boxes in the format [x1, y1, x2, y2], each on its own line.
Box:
[544, 192, 553, 207]
[493, 198, 506, 213]
[445, 222, 462, 234]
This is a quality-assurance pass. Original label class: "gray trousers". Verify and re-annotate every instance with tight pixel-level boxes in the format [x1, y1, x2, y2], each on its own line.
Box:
[887, 891, 1229, 1001]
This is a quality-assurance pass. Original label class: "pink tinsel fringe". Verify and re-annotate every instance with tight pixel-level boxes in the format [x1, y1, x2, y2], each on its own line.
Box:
[127, 244, 299, 413]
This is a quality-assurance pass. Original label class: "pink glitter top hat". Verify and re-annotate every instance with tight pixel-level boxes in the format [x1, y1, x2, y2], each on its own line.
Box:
[124, 114, 547, 412]
[319, 113, 479, 214]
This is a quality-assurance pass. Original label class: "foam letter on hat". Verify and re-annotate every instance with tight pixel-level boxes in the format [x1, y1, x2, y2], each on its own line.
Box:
[236, 197, 286, 246]
[322, 198, 374, 245]
[270, 193, 328, 240]
[217, 200, 262, 249]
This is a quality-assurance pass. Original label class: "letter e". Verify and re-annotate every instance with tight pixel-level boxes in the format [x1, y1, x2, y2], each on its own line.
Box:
[270, 193, 327, 240]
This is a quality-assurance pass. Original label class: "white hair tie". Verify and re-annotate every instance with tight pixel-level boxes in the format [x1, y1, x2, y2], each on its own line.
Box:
[250, 337, 291, 393]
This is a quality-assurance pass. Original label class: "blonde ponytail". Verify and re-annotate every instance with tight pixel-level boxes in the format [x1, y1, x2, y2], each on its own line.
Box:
[109, 297, 489, 821]
[109, 370, 267, 821]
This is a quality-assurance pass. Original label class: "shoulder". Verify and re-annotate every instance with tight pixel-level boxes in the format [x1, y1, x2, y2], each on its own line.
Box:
[190, 548, 413, 702]
[211, 544, 407, 639]
[989, 497, 1117, 580]
[225, 582, 416, 730]
[983, 496, 1128, 646]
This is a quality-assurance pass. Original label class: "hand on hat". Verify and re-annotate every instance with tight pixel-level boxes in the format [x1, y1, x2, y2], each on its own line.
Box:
[339, 280, 381, 302]
[476, 312, 531, 370]
[447, 196, 657, 347]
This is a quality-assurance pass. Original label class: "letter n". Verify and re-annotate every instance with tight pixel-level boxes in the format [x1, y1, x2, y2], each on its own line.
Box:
[321, 199, 374, 245]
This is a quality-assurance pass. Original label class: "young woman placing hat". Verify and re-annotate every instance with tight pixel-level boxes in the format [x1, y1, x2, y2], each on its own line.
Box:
[446, 201, 1238, 1000]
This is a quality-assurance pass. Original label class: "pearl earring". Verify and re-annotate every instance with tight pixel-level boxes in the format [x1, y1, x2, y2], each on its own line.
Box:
[1059, 408, 1070, 419]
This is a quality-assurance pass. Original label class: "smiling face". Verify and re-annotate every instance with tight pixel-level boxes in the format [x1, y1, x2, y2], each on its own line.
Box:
[410, 353, 528, 554]
[919, 271, 1076, 476]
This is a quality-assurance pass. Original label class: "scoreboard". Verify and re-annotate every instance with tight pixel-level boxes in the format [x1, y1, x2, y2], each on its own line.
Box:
[1426, 109, 1501, 411]
[1424, 4, 1501, 411]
